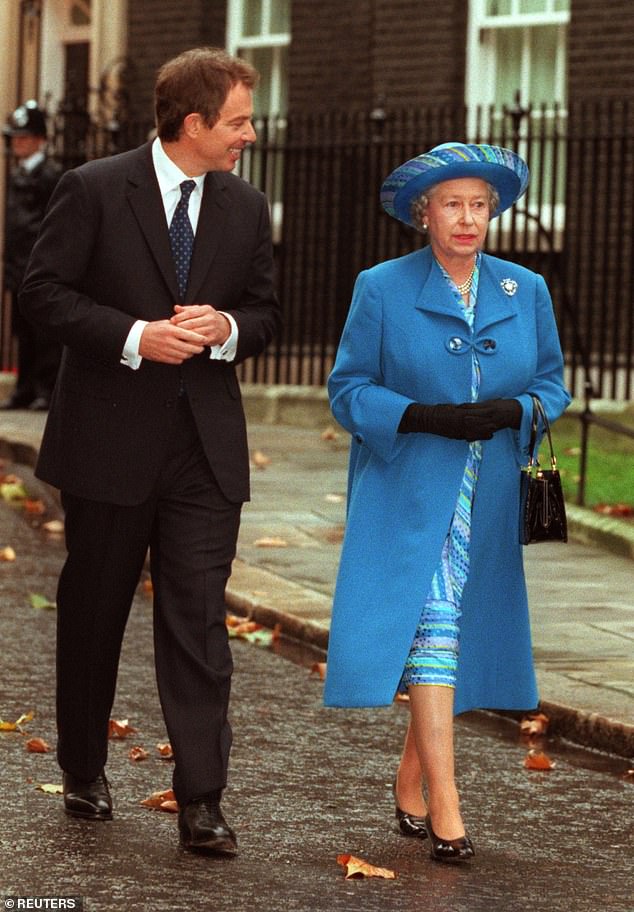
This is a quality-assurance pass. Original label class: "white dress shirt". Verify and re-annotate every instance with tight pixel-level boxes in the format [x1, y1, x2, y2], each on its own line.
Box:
[121, 137, 238, 369]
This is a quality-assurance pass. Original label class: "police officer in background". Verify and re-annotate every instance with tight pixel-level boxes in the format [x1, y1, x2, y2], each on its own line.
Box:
[1, 100, 62, 410]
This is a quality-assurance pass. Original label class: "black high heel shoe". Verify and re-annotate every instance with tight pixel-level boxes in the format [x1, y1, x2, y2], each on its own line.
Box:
[425, 814, 475, 863]
[392, 781, 428, 839]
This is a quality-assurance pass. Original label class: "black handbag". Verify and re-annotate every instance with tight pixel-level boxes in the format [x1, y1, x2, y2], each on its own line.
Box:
[519, 396, 568, 545]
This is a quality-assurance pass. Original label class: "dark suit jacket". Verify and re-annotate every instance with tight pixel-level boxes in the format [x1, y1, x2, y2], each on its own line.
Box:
[20, 143, 280, 505]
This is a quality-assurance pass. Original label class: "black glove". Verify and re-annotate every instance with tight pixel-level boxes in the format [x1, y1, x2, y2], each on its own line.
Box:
[457, 398, 522, 430]
[398, 402, 499, 441]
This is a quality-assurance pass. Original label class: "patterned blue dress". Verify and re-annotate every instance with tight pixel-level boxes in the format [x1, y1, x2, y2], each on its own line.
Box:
[399, 253, 483, 690]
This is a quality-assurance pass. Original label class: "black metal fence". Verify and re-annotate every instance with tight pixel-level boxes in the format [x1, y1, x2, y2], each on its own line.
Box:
[3, 98, 634, 405]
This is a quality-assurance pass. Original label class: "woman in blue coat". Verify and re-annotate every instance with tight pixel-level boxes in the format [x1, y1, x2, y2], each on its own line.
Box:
[324, 143, 570, 863]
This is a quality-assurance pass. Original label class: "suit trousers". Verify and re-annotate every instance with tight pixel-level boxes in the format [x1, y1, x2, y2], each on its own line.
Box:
[55, 395, 242, 805]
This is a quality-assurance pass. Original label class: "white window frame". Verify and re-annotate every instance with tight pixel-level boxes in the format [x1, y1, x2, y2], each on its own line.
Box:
[226, 0, 290, 117]
[466, 0, 570, 250]
[466, 1, 569, 113]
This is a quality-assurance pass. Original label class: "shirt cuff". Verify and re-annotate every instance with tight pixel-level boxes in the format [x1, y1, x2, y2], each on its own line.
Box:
[120, 320, 147, 370]
[209, 312, 238, 361]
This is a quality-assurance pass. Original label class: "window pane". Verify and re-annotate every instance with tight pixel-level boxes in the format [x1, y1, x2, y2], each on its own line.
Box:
[486, 0, 512, 13]
[270, 0, 290, 33]
[495, 28, 523, 105]
[519, 0, 548, 13]
[248, 46, 272, 115]
[242, 0, 263, 37]
[529, 25, 561, 103]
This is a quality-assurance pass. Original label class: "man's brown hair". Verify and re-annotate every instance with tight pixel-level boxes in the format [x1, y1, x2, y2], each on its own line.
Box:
[155, 47, 258, 142]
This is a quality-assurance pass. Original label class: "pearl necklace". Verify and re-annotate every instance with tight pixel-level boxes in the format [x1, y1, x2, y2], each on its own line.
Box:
[455, 264, 476, 296]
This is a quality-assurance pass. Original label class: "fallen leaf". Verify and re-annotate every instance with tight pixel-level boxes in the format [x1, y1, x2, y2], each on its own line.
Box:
[321, 426, 340, 441]
[337, 854, 397, 880]
[523, 749, 556, 770]
[593, 503, 634, 517]
[156, 742, 174, 759]
[310, 662, 327, 680]
[36, 783, 63, 795]
[0, 710, 34, 732]
[140, 788, 179, 812]
[0, 546, 16, 561]
[324, 526, 345, 544]
[394, 692, 410, 703]
[26, 737, 51, 753]
[42, 519, 64, 534]
[128, 745, 149, 762]
[254, 536, 288, 548]
[520, 712, 550, 737]
[1, 481, 27, 501]
[142, 578, 153, 594]
[0, 472, 22, 484]
[108, 718, 137, 739]
[24, 498, 46, 515]
[30, 592, 56, 610]
[251, 450, 271, 469]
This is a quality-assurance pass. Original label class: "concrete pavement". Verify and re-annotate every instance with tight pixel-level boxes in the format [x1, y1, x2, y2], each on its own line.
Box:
[0, 383, 632, 758]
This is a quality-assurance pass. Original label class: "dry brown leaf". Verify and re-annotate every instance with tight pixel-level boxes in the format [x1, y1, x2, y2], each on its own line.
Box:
[394, 692, 410, 703]
[26, 737, 51, 753]
[142, 578, 153, 595]
[156, 742, 174, 759]
[324, 526, 345, 544]
[24, 498, 46, 515]
[321, 426, 340, 441]
[0, 546, 16, 562]
[337, 854, 397, 880]
[128, 745, 149, 761]
[310, 662, 327, 681]
[520, 712, 550, 737]
[42, 519, 64, 534]
[0, 710, 34, 732]
[140, 788, 179, 812]
[108, 718, 137, 739]
[254, 536, 288, 548]
[251, 450, 271, 469]
[523, 749, 556, 770]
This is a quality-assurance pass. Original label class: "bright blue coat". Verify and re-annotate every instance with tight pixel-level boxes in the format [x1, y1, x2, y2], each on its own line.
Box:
[324, 246, 571, 713]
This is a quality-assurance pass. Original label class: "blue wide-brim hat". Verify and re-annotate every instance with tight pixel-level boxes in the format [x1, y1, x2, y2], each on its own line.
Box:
[380, 142, 529, 228]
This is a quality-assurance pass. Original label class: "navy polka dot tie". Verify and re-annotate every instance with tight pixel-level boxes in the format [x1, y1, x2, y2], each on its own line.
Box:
[169, 179, 196, 300]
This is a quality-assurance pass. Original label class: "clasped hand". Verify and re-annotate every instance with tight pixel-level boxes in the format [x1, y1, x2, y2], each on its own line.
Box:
[401, 399, 522, 441]
[139, 305, 231, 365]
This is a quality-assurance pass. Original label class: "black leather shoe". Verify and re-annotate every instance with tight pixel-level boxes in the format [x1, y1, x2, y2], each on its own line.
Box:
[63, 771, 113, 820]
[178, 796, 238, 855]
[395, 804, 428, 838]
[393, 779, 428, 838]
[426, 814, 475, 863]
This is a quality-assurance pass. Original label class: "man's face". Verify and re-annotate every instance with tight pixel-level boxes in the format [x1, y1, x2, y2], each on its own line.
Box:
[190, 81, 256, 172]
[10, 134, 45, 160]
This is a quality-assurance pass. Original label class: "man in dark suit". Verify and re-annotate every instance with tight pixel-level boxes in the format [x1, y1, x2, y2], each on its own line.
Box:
[2, 101, 61, 410]
[20, 48, 280, 855]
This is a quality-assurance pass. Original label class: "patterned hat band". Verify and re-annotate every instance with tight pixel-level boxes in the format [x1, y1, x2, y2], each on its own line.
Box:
[380, 142, 529, 229]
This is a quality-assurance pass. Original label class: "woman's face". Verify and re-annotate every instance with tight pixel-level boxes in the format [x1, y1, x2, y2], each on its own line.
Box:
[422, 177, 491, 266]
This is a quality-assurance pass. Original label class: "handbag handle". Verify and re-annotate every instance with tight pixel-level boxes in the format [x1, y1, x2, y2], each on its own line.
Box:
[527, 395, 558, 470]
